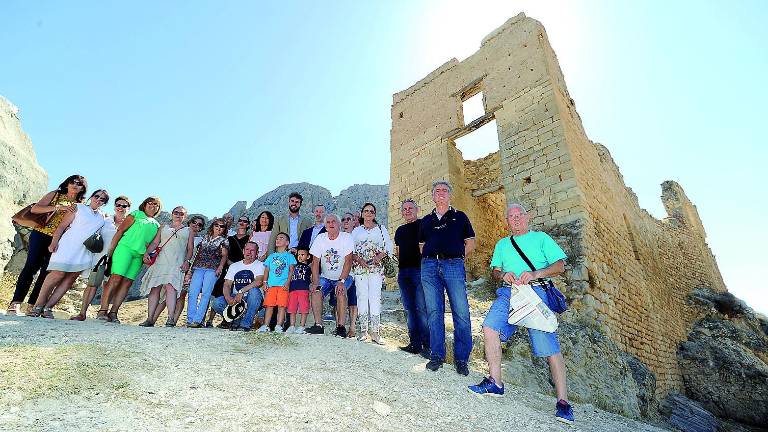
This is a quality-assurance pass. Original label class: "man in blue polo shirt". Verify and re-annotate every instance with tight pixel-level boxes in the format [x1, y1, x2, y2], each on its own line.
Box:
[468, 203, 574, 424]
[419, 180, 475, 376]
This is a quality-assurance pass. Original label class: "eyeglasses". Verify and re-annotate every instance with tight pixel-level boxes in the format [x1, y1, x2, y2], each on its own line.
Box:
[342, 217, 352, 222]
[70, 179, 83, 186]
[238, 220, 249, 224]
[191, 221, 204, 227]
[172, 211, 185, 216]
[115, 203, 129, 209]
[214, 224, 226, 228]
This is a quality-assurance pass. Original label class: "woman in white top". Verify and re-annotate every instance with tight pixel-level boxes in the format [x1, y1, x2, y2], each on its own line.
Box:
[351, 202, 393, 344]
[250, 210, 273, 261]
[71, 195, 131, 321]
[29, 190, 110, 318]
[139, 206, 196, 327]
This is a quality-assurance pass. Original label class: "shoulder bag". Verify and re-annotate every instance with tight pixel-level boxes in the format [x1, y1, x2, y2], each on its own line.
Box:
[11, 192, 59, 229]
[378, 225, 398, 278]
[509, 235, 568, 314]
[148, 226, 182, 266]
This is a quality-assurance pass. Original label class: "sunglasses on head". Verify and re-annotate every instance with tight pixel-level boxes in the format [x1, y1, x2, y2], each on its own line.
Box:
[115, 203, 129, 208]
[70, 179, 83, 186]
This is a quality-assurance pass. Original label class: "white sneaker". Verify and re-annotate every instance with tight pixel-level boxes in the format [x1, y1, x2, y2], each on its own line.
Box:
[274, 325, 284, 333]
[295, 326, 306, 334]
[286, 326, 296, 334]
[257, 325, 270, 333]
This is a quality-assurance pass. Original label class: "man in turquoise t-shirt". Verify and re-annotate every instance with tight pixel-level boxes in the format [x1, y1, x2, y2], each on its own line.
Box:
[467, 203, 575, 424]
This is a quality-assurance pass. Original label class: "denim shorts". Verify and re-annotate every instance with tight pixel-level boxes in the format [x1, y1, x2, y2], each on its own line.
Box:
[329, 279, 357, 306]
[318, 276, 353, 302]
[483, 285, 561, 358]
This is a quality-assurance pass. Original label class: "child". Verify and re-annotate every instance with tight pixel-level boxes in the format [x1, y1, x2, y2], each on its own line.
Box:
[258, 232, 296, 332]
[286, 248, 312, 334]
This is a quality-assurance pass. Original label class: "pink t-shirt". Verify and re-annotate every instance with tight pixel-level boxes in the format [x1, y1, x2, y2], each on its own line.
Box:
[250, 230, 271, 260]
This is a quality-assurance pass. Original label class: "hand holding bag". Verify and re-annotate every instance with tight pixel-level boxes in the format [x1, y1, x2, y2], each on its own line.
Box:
[11, 192, 59, 229]
[147, 226, 182, 266]
[509, 235, 568, 314]
[378, 226, 398, 278]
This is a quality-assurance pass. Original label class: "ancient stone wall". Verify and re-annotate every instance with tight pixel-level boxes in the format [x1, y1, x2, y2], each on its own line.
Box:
[0, 96, 48, 274]
[388, 13, 726, 395]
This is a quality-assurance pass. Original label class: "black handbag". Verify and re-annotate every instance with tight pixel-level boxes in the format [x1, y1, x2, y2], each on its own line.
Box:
[83, 231, 104, 253]
[509, 235, 568, 314]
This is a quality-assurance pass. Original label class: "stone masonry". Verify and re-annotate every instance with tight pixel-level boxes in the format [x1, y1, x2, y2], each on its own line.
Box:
[387, 13, 726, 395]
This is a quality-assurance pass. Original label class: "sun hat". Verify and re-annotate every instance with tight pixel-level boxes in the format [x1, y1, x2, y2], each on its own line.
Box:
[223, 300, 246, 322]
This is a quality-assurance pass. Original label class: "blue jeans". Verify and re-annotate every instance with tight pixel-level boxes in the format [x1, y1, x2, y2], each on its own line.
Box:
[212, 288, 264, 329]
[187, 268, 218, 324]
[421, 258, 472, 363]
[483, 285, 561, 357]
[398, 267, 430, 351]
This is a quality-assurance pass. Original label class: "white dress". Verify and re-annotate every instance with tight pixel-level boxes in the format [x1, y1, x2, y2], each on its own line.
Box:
[139, 225, 190, 296]
[47, 204, 106, 273]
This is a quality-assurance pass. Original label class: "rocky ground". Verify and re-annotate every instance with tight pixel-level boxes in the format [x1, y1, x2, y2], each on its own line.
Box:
[0, 273, 669, 432]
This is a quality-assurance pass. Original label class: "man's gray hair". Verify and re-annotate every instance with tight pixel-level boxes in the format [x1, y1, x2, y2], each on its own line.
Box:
[507, 202, 528, 213]
[324, 213, 340, 224]
[432, 180, 452, 193]
[400, 198, 419, 211]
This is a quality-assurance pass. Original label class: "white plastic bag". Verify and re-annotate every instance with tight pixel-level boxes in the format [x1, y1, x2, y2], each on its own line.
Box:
[506, 284, 558, 333]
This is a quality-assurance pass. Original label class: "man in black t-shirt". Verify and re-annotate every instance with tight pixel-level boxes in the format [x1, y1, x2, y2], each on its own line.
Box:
[394, 199, 430, 358]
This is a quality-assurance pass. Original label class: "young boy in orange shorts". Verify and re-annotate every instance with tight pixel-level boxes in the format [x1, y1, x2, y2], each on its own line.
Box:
[286, 248, 312, 334]
[258, 232, 296, 332]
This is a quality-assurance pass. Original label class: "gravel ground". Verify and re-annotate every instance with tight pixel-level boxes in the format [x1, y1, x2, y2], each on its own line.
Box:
[0, 312, 668, 432]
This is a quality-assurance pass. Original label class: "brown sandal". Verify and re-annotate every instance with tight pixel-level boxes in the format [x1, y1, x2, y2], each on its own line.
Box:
[69, 312, 86, 321]
[107, 312, 120, 324]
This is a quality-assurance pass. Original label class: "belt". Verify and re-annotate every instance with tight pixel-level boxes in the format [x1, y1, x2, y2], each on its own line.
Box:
[424, 254, 464, 260]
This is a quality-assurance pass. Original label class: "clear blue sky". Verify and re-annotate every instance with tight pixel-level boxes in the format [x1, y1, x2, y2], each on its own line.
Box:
[2, 1, 766, 313]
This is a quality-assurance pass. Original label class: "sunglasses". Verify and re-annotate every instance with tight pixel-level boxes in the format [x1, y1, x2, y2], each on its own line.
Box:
[191, 221, 204, 226]
[342, 217, 352, 222]
[115, 203, 129, 209]
[214, 224, 226, 228]
[362, 209, 375, 214]
[238, 220, 249, 224]
[172, 210, 185, 216]
[93, 195, 108, 203]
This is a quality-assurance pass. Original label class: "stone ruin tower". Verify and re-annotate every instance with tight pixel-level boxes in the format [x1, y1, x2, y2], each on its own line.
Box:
[387, 13, 726, 394]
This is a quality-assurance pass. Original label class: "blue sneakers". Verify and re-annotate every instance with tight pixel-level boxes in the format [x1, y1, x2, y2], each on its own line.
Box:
[555, 399, 574, 424]
[467, 377, 505, 397]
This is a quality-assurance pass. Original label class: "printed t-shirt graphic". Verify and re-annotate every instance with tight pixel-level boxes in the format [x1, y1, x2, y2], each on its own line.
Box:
[309, 232, 354, 280]
[264, 251, 297, 287]
[224, 260, 265, 296]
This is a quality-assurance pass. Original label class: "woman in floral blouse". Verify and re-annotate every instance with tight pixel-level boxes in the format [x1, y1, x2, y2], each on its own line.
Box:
[350, 202, 393, 344]
[186, 217, 229, 327]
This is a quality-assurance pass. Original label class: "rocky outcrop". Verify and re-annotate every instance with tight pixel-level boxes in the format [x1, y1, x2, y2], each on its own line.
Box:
[660, 393, 719, 432]
[227, 182, 388, 226]
[0, 96, 48, 274]
[678, 288, 768, 427]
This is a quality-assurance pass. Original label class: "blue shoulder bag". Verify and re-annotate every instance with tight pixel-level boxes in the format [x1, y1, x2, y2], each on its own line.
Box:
[509, 236, 568, 314]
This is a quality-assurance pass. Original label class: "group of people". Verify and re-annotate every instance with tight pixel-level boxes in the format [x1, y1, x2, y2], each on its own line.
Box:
[5, 174, 575, 424]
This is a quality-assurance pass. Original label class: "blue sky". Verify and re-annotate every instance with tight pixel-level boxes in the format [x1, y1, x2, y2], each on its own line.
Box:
[2, 1, 766, 313]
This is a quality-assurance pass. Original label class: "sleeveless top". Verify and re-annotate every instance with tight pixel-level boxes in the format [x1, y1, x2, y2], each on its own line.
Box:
[35, 193, 78, 236]
[118, 210, 160, 254]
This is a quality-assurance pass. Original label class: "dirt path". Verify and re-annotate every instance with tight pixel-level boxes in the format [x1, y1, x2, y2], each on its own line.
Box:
[0, 314, 666, 432]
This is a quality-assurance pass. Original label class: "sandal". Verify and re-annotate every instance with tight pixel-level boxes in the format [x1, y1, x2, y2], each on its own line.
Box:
[106, 312, 120, 324]
[6, 301, 21, 316]
[27, 306, 44, 318]
[96, 309, 109, 321]
[164, 319, 176, 328]
[69, 313, 86, 321]
[41, 307, 55, 319]
[138, 319, 155, 327]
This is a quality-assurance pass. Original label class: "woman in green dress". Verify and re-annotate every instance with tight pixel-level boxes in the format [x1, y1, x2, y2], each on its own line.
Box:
[98, 196, 161, 323]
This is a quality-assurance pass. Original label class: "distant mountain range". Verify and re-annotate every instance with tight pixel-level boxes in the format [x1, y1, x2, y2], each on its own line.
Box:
[225, 182, 389, 226]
